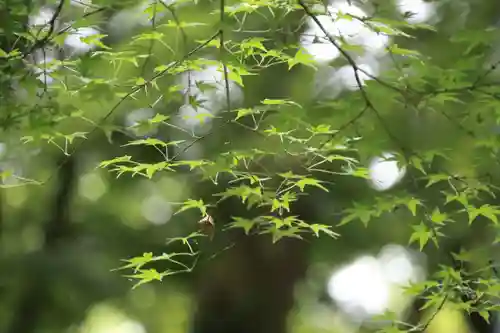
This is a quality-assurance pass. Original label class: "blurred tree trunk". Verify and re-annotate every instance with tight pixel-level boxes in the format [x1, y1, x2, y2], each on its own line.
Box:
[7, 156, 77, 333]
[190, 194, 312, 333]
[192, 236, 308, 333]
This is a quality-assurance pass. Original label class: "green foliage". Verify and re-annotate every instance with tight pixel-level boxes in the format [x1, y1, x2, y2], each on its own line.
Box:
[3, 0, 500, 330]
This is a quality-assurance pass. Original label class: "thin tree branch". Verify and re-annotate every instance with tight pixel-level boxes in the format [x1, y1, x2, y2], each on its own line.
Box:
[25, 0, 65, 56]
[160, 1, 193, 104]
[140, 0, 158, 77]
[220, 0, 231, 113]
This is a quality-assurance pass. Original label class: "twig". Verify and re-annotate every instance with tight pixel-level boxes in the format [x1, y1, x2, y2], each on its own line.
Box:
[2, 6, 106, 61]
[160, 1, 193, 105]
[25, 0, 65, 57]
[220, 0, 231, 113]
[297, 0, 368, 105]
[415, 295, 448, 332]
[140, 0, 159, 77]
[306, 105, 369, 166]
[471, 59, 500, 89]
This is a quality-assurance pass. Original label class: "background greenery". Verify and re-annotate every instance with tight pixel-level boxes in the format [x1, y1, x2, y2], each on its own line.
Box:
[1, 0, 500, 332]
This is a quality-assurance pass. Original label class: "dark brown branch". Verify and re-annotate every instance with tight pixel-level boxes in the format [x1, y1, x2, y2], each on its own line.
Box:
[24, 0, 65, 57]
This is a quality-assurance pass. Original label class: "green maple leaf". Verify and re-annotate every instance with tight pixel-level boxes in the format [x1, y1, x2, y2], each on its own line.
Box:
[308, 224, 340, 238]
[295, 178, 329, 192]
[227, 217, 257, 235]
[430, 207, 448, 224]
[125, 268, 162, 289]
[406, 197, 422, 216]
[467, 204, 500, 225]
[175, 199, 208, 216]
[409, 222, 432, 250]
[339, 203, 373, 227]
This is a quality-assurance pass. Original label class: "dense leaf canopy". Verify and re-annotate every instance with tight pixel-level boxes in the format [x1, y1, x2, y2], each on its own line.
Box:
[2, 0, 500, 332]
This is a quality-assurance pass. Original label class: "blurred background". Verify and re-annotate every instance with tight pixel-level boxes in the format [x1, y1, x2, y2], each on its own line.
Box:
[2, 0, 500, 332]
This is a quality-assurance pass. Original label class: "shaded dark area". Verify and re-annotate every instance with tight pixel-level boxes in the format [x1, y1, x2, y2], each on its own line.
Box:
[7, 156, 77, 333]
